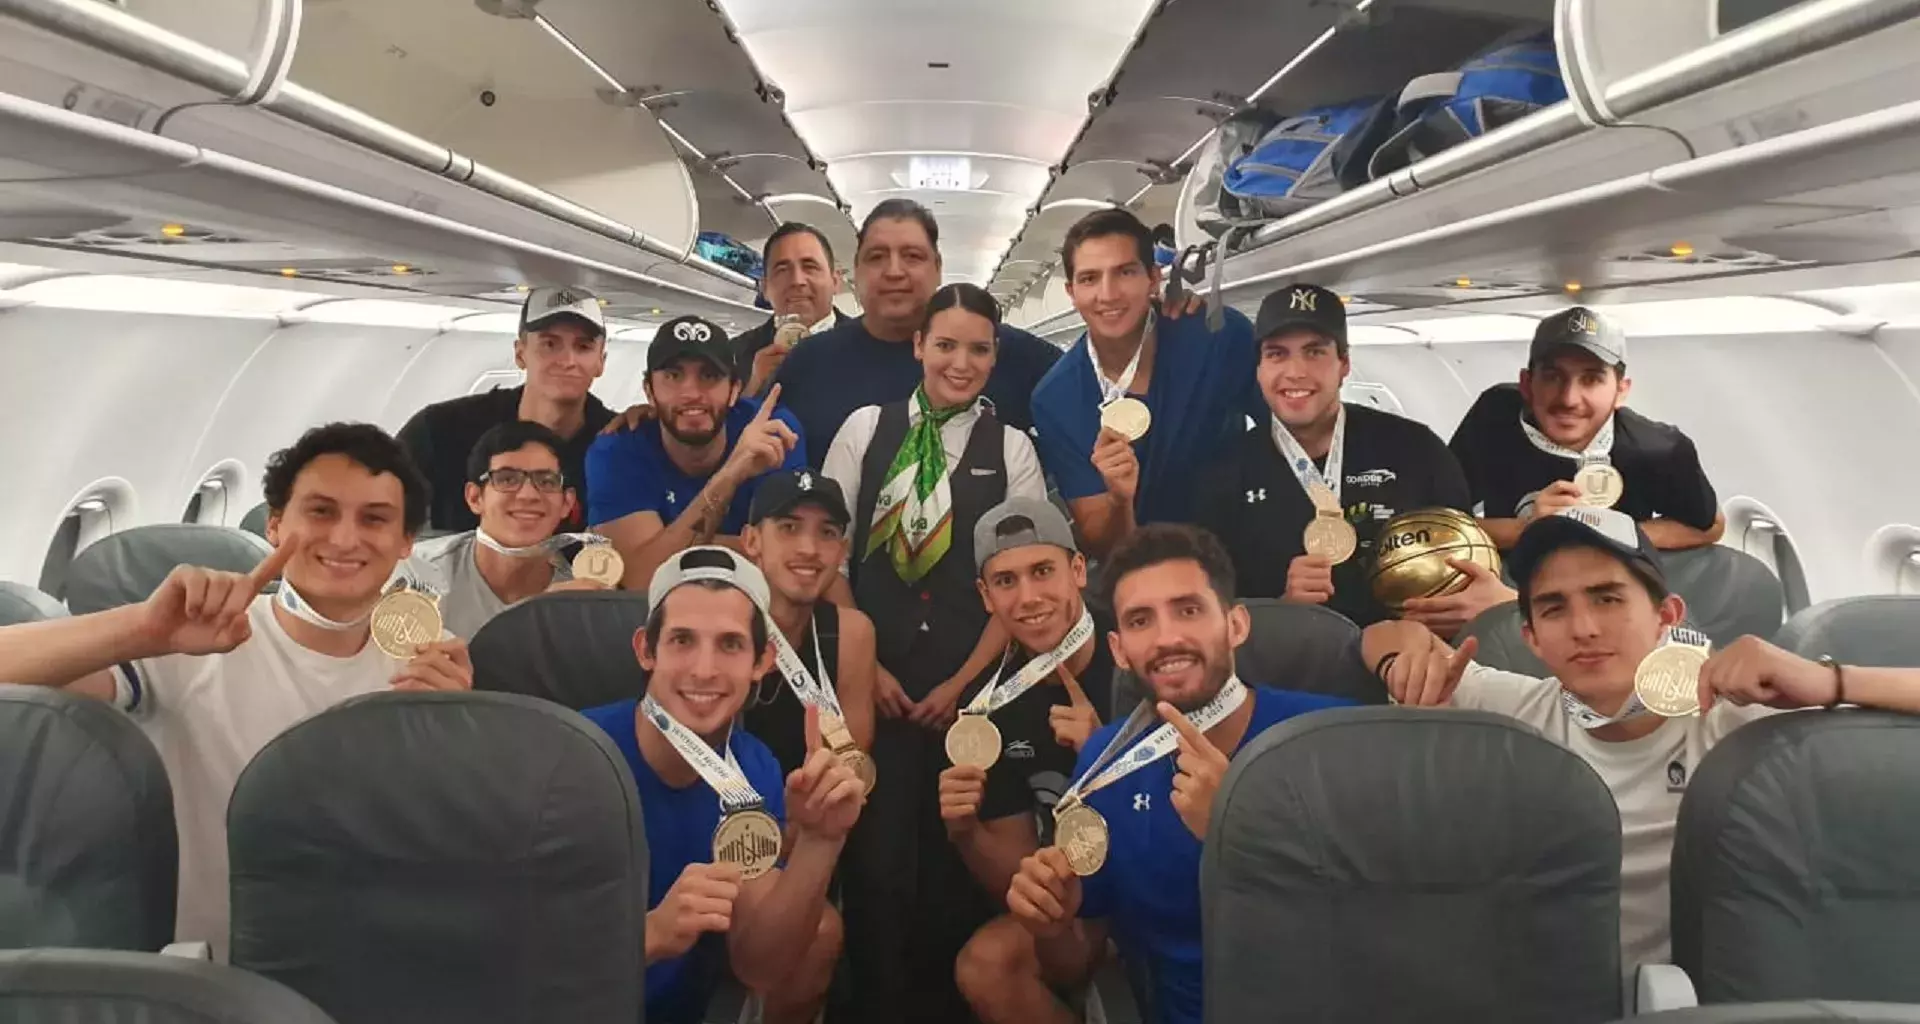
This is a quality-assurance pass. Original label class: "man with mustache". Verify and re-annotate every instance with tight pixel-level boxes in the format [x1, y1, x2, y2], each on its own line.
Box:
[1449, 307, 1723, 551]
[731, 222, 852, 399]
[588, 316, 807, 590]
[1003, 524, 1347, 1024]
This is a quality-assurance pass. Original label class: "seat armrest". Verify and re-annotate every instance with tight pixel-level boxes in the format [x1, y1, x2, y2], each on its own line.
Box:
[160, 941, 211, 960]
[1632, 962, 1697, 1014]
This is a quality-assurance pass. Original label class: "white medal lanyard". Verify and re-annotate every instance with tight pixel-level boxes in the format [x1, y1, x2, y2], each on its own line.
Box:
[1270, 402, 1348, 507]
[1089, 309, 1154, 407]
[275, 582, 369, 631]
[640, 695, 766, 813]
[1557, 627, 1707, 730]
[1060, 676, 1248, 806]
[961, 610, 1096, 718]
[474, 528, 611, 566]
[768, 615, 842, 719]
[1519, 413, 1616, 468]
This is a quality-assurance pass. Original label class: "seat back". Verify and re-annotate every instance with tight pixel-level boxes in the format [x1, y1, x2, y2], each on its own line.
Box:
[1656, 546, 1783, 647]
[469, 590, 651, 709]
[238, 501, 270, 539]
[1455, 602, 1552, 677]
[1204, 706, 1622, 1024]
[227, 691, 647, 1024]
[0, 948, 338, 1024]
[0, 685, 176, 951]
[1773, 597, 1920, 668]
[1672, 708, 1920, 1004]
[0, 582, 65, 628]
[65, 525, 271, 615]
[1621, 1003, 1920, 1023]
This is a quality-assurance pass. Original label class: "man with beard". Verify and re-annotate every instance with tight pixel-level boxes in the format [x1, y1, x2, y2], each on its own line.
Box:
[1003, 524, 1347, 1024]
[1449, 307, 1723, 551]
[947, 498, 1114, 1023]
[731, 223, 852, 398]
[771, 199, 1060, 469]
[588, 316, 807, 589]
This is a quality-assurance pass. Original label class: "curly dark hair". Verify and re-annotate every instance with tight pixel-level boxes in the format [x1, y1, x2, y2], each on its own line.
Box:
[1101, 522, 1238, 612]
[262, 422, 430, 535]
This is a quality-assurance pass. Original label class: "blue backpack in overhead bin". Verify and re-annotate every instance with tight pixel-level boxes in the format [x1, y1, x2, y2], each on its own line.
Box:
[1366, 32, 1567, 179]
[1198, 95, 1395, 235]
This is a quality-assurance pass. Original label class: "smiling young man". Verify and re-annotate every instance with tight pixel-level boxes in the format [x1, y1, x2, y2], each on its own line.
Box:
[587, 315, 807, 590]
[731, 223, 851, 398]
[1449, 306, 1723, 551]
[0, 423, 473, 958]
[580, 547, 863, 1024]
[1030, 209, 1267, 556]
[1194, 283, 1485, 628]
[1003, 524, 1347, 1024]
[399, 286, 615, 533]
[1357, 505, 1920, 966]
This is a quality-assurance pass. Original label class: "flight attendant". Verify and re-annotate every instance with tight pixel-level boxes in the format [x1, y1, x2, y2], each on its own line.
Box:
[819, 282, 1047, 1024]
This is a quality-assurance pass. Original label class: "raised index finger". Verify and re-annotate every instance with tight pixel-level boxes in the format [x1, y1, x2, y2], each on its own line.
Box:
[1156, 701, 1216, 754]
[1055, 665, 1093, 710]
[248, 533, 303, 593]
[753, 383, 782, 423]
[803, 703, 823, 754]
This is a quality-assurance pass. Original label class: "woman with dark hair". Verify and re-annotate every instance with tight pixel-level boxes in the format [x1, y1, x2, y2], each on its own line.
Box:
[820, 282, 1046, 1024]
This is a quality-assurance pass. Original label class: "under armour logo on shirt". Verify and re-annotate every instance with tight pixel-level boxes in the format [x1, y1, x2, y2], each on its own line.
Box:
[1133, 793, 1151, 812]
[665, 490, 676, 504]
[798, 472, 813, 491]
[1246, 488, 1266, 504]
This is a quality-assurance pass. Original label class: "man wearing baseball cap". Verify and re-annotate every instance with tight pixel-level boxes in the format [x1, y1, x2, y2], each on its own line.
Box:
[398, 285, 616, 533]
[1449, 306, 1723, 553]
[1359, 505, 1920, 966]
[578, 546, 861, 1024]
[1193, 282, 1477, 627]
[586, 315, 807, 590]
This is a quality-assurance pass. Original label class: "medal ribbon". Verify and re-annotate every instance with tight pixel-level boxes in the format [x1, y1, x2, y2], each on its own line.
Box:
[962, 609, 1096, 718]
[640, 695, 765, 813]
[1088, 309, 1154, 406]
[1559, 626, 1709, 730]
[1061, 675, 1248, 806]
[1270, 403, 1348, 507]
[473, 528, 610, 566]
[1519, 412, 1616, 467]
[275, 582, 369, 631]
[768, 616, 842, 719]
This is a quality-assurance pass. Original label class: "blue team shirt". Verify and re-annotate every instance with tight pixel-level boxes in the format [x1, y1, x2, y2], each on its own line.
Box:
[584, 396, 806, 531]
[580, 698, 790, 1023]
[1030, 308, 1265, 526]
[1074, 684, 1349, 1024]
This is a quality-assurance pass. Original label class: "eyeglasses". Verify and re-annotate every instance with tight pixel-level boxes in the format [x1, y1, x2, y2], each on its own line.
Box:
[480, 468, 566, 493]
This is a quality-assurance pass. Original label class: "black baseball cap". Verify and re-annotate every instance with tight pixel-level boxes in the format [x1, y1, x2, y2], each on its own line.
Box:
[1253, 282, 1347, 350]
[646, 316, 736, 378]
[1529, 306, 1627, 369]
[1507, 506, 1666, 598]
[747, 469, 851, 527]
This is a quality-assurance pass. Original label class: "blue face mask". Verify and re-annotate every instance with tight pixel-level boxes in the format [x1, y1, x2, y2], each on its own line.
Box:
[1153, 243, 1176, 269]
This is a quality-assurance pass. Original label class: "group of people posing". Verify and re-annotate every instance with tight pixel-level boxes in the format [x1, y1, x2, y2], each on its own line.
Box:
[2, 199, 1916, 1024]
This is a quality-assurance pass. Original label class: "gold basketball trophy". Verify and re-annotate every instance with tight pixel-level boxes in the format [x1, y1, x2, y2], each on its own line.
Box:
[1368, 508, 1503, 614]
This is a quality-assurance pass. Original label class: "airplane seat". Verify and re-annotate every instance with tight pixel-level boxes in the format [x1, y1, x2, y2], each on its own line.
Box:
[1772, 597, 1920, 667]
[0, 581, 67, 626]
[1455, 602, 1553, 677]
[469, 590, 651, 710]
[1108, 598, 1384, 721]
[1203, 706, 1623, 1024]
[226, 690, 647, 1024]
[1654, 547, 1784, 647]
[0, 947, 338, 1024]
[64, 525, 272, 615]
[1616, 1004, 1920, 1023]
[1671, 708, 1920, 1005]
[238, 502, 269, 540]
[0, 685, 177, 951]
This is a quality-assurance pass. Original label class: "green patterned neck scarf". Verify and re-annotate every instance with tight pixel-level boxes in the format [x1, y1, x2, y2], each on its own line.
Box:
[865, 386, 970, 582]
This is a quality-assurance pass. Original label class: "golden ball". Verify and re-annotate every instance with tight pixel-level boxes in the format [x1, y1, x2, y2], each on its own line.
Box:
[1368, 507, 1503, 614]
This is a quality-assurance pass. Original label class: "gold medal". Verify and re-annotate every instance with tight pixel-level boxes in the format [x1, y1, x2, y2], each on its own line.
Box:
[370, 589, 442, 659]
[818, 712, 877, 793]
[712, 808, 783, 880]
[570, 543, 625, 587]
[1634, 642, 1709, 717]
[1053, 801, 1110, 876]
[1303, 512, 1357, 565]
[1574, 463, 1625, 509]
[1099, 397, 1151, 442]
[944, 713, 1003, 769]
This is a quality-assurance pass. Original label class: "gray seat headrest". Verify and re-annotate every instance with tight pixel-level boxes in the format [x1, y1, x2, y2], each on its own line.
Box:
[238, 502, 270, 539]
[65, 525, 271, 615]
[1621, 1003, 1920, 1023]
[1235, 599, 1386, 704]
[0, 582, 65, 627]
[0, 948, 338, 1024]
[469, 590, 651, 710]
[0, 685, 177, 950]
[1205, 706, 1623, 1023]
[227, 690, 646, 1024]
[1655, 545, 1783, 646]
[1673, 708, 1920, 1004]
[1773, 597, 1920, 668]
[1455, 602, 1551, 677]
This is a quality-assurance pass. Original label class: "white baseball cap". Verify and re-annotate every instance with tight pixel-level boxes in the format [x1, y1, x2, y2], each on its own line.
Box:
[647, 546, 773, 619]
[520, 286, 607, 337]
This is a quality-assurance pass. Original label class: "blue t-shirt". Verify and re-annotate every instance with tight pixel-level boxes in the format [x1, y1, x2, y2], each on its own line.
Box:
[1074, 684, 1349, 1024]
[580, 698, 790, 1024]
[771, 316, 1061, 470]
[1030, 308, 1265, 526]
[584, 395, 806, 531]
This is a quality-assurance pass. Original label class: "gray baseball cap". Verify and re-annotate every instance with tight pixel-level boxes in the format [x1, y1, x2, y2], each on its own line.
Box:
[973, 497, 1079, 575]
[1529, 306, 1626, 368]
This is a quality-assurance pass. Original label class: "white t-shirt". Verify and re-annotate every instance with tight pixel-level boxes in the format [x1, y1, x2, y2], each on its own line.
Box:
[1452, 664, 1777, 967]
[405, 532, 570, 640]
[111, 596, 404, 959]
